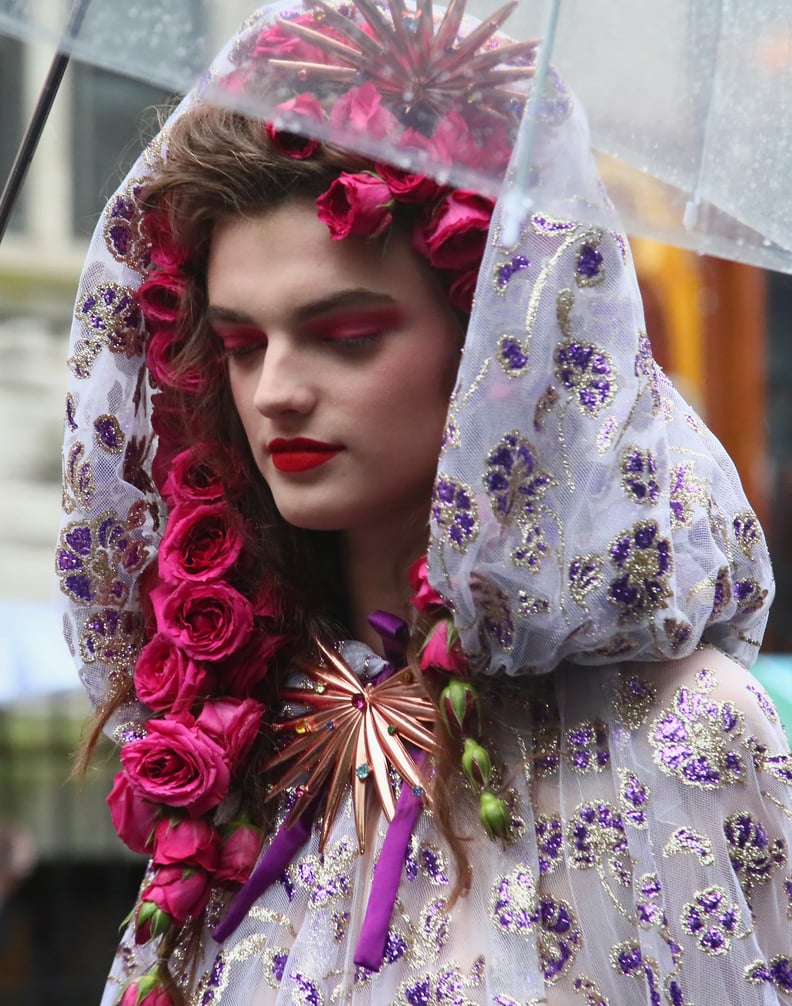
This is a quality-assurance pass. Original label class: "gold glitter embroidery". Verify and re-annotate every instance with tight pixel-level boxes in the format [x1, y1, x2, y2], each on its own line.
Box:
[432, 475, 479, 554]
[57, 512, 149, 607]
[620, 446, 659, 506]
[573, 975, 609, 1005]
[534, 385, 559, 430]
[607, 519, 673, 623]
[62, 441, 94, 514]
[574, 230, 606, 288]
[568, 801, 633, 893]
[93, 414, 125, 454]
[618, 769, 650, 829]
[723, 810, 786, 908]
[103, 177, 150, 272]
[569, 554, 603, 609]
[612, 672, 657, 731]
[668, 461, 708, 529]
[680, 885, 743, 955]
[71, 281, 143, 379]
[470, 576, 515, 651]
[79, 608, 143, 670]
[733, 511, 764, 559]
[663, 827, 715, 865]
[288, 836, 356, 910]
[394, 958, 484, 1006]
[518, 592, 550, 616]
[596, 416, 618, 453]
[565, 720, 610, 774]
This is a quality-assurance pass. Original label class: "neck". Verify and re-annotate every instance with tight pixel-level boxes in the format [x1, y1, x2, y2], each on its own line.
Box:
[342, 511, 428, 653]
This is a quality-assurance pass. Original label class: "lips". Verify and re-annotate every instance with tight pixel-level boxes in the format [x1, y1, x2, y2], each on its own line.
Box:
[268, 437, 344, 473]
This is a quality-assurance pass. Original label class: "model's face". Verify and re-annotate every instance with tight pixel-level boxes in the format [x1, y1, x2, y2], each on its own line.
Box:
[206, 199, 462, 537]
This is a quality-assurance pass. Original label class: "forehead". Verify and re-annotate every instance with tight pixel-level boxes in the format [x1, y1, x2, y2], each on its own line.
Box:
[206, 200, 437, 324]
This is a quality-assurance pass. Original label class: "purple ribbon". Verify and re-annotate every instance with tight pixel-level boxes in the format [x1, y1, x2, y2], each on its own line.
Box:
[212, 798, 318, 944]
[214, 611, 422, 969]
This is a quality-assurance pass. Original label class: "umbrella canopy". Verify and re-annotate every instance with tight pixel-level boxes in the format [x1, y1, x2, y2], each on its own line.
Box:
[2, 0, 791, 270]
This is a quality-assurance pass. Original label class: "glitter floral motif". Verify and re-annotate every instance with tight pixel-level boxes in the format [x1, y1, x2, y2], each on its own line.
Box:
[471, 576, 515, 651]
[57, 513, 149, 607]
[494, 254, 530, 293]
[533, 386, 559, 430]
[607, 520, 672, 622]
[291, 837, 355, 909]
[432, 476, 478, 552]
[103, 178, 150, 271]
[535, 814, 564, 875]
[490, 863, 581, 983]
[746, 683, 778, 724]
[723, 811, 786, 905]
[609, 940, 663, 1003]
[554, 339, 615, 416]
[620, 446, 659, 506]
[680, 885, 741, 955]
[635, 872, 663, 928]
[663, 827, 715, 866]
[565, 720, 610, 773]
[531, 213, 577, 236]
[734, 578, 769, 616]
[574, 233, 605, 287]
[668, 462, 706, 529]
[744, 956, 792, 994]
[612, 673, 657, 731]
[94, 414, 125, 454]
[573, 975, 608, 1005]
[568, 802, 632, 887]
[396, 961, 483, 1006]
[497, 334, 530, 376]
[484, 433, 556, 560]
[649, 683, 745, 788]
[635, 333, 663, 417]
[290, 970, 324, 1006]
[733, 511, 763, 559]
[568, 554, 603, 609]
[79, 607, 143, 669]
[62, 441, 94, 514]
[596, 415, 617, 453]
[619, 769, 650, 828]
[71, 282, 143, 379]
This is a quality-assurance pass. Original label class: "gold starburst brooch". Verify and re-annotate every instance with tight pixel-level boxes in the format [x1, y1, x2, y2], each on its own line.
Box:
[264, 641, 438, 852]
[272, 0, 536, 130]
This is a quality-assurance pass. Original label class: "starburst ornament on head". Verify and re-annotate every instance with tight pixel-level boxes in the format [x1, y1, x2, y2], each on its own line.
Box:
[272, 0, 537, 133]
[264, 641, 437, 852]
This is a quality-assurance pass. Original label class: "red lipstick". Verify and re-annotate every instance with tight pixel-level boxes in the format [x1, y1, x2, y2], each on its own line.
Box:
[268, 437, 343, 473]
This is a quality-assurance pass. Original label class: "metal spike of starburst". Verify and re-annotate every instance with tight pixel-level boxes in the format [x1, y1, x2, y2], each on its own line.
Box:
[264, 641, 438, 853]
[270, 0, 537, 132]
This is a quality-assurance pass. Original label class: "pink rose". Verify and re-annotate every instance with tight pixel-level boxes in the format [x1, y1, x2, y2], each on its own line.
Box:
[106, 771, 158, 855]
[152, 816, 220, 872]
[220, 630, 287, 698]
[120, 977, 174, 1006]
[140, 864, 211, 927]
[151, 580, 254, 662]
[254, 14, 342, 63]
[266, 93, 324, 159]
[375, 163, 444, 204]
[215, 823, 263, 883]
[421, 190, 494, 270]
[420, 619, 467, 674]
[120, 713, 231, 816]
[145, 327, 207, 395]
[162, 446, 226, 506]
[409, 556, 446, 612]
[196, 697, 263, 770]
[329, 81, 399, 140]
[448, 267, 479, 313]
[134, 634, 215, 713]
[159, 503, 245, 584]
[317, 172, 393, 241]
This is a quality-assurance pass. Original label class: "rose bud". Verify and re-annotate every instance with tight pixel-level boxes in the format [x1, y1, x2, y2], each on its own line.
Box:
[439, 678, 478, 734]
[119, 965, 174, 1006]
[479, 790, 510, 840]
[461, 737, 492, 789]
[134, 900, 172, 945]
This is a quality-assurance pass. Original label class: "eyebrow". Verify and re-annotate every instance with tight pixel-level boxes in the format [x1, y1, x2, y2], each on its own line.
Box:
[206, 288, 398, 328]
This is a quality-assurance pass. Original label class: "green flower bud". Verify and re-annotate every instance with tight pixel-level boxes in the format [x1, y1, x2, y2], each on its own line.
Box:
[479, 789, 510, 840]
[461, 737, 492, 788]
[439, 677, 478, 733]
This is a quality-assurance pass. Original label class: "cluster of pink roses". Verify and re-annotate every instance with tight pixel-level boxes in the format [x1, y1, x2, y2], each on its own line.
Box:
[315, 163, 493, 312]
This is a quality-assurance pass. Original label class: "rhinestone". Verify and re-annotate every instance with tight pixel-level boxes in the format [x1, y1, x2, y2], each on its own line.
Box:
[355, 763, 371, 780]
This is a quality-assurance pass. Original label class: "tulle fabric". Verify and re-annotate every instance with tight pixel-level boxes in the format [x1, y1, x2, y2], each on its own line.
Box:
[101, 645, 792, 1005]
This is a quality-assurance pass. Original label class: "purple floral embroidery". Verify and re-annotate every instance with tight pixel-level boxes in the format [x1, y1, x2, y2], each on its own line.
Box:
[745, 956, 792, 994]
[485, 432, 555, 523]
[57, 513, 148, 607]
[734, 579, 769, 616]
[575, 237, 605, 287]
[566, 721, 610, 773]
[71, 282, 142, 378]
[419, 846, 450, 886]
[723, 811, 786, 904]
[733, 512, 763, 559]
[607, 520, 672, 622]
[491, 866, 539, 933]
[619, 770, 650, 828]
[295, 840, 354, 909]
[609, 941, 662, 1006]
[568, 554, 603, 608]
[681, 886, 741, 955]
[290, 971, 323, 1006]
[432, 476, 478, 552]
[620, 447, 659, 505]
[495, 254, 530, 292]
[663, 827, 715, 865]
[103, 179, 150, 270]
[568, 802, 631, 886]
[554, 340, 615, 415]
[471, 577, 515, 650]
[93, 414, 125, 454]
[746, 683, 778, 724]
[535, 814, 564, 875]
[635, 873, 663, 927]
[649, 685, 745, 788]
[497, 335, 530, 375]
[199, 955, 226, 1005]
[635, 333, 663, 416]
[80, 607, 142, 667]
[531, 213, 577, 236]
[668, 461, 704, 528]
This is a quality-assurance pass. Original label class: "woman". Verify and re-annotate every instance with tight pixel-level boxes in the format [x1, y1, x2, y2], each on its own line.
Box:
[60, 2, 791, 1004]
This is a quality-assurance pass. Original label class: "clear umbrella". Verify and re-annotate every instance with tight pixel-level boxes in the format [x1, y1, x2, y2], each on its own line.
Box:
[2, 0, 791, 272]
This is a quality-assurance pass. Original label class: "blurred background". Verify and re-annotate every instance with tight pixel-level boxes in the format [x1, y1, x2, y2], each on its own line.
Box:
[2, 14, 792, 1005]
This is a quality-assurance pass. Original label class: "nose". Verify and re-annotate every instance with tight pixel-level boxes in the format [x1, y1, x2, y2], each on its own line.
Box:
[251, 340, 316, 418]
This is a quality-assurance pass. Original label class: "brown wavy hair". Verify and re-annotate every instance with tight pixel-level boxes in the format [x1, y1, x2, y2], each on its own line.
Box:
[81, 101, 473, 997]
